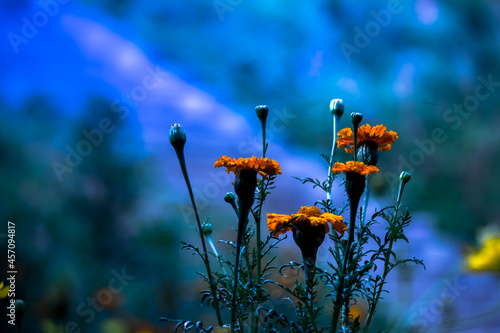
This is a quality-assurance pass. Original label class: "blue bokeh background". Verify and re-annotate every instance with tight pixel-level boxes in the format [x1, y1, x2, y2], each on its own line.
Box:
[1, 0, 500, 332]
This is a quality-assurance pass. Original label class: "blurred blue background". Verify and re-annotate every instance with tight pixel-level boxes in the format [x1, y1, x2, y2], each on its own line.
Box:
[1, 0, 500, 332]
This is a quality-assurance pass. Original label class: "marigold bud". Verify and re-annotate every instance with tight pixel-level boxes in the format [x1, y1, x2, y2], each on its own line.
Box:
[169, 123, 186, 150]
[351, 112, 363, 127]
[255, 105, 269, 121]
[400, 171, 411, 184]
[330, 99, 344, 117]
[396, 171, 411, 207]
[202, 223, 213, 236]
[224, 192, 236, 203]
[223, 192, 239, 215]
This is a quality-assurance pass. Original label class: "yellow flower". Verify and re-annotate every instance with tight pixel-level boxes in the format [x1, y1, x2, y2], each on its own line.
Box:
[214, 156, 282, 179]
[467, 238, 500, 271]
[337, 124, 398, 153]
[0, 281, 9, 299]
[331, 161, 379, 176]
[267, 206, 346, 236]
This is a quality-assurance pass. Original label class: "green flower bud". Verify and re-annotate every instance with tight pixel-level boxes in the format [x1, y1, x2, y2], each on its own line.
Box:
[255, 105, 269, 121]
[224, 192, 239, 216]
[169, 123, 186, 150]
[351, 112, 363, 127]
[224, 192, 236, 203]
[400, 171, 411, 184]
[351, 112, 363, 160]
[202, 223, 213, 236]
[330, 99, 344, 117]
[396, 171, 411, 207]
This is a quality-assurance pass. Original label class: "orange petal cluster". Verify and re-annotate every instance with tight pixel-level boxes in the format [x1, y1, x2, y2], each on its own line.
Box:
[214, 156, 282, 179]
[337, 124, 398, 153]
[267, 206, 346, 236]
[331, 161, 379, 176]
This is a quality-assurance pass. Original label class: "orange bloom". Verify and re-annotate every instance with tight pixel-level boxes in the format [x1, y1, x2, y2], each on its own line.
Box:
[267, 206, 346, 236]
[337, 124, 398, 153]
[214, 156, 282, 179]
[331, 161, 379, 176]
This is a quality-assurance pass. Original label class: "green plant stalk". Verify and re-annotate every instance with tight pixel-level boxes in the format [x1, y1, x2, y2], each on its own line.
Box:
[363, 209, 398, 331]
[357, 175, 371, 259]
[230, 198, 252, 332]
[261, 118, 267, 160]
[364, 182, 406, 331]
[174, 149, 223, 326]
[330, 194, 361, 333]
[253, 119, 267, 333]
[306, 280, 320, 333]
[250, 203, 262, 333]
[207, 234, 227, 275]
[327, 115, 339, 203]
[360, 176, 371, 227]
[250, 114, 268, 333]
[330, 118, 361, 332]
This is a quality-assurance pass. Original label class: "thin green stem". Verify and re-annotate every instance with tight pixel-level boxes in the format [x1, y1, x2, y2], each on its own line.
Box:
[250, 214, 262, 333]
[262, 122, 267, 159]
[353, 132, 358, 162]
[306, 278, 320, 333]
[250, 179, 267, 333]
[360, 176, 371, 228]
[363, 208, 398, 331]
[230, 199, 252, 332]
[175, 148, 222, 326]
[358, 176, 371, 259]
[327, 115, 339, 204]
[330, 195, 360, 333]
[396, 181, 407, 209]
[229, 201, 239, 216]
[207, 235, 227, 275]
[365, 182, 407, 331]
[250, 111, 268, 333]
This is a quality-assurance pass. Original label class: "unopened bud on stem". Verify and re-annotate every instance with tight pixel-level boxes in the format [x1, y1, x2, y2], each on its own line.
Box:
[255, 105, 269, 158]
[400, 171, 411, 184]
[224, 192, 238, 215]
[351, 112, 363, 127]
[255, 105, 269, 121]
[351, 113, 363, 160]
[202, 223, 213, 236]
[169, 124, 187, 151]
[330, 99, 344, 117]
[396, 171, 411, 207]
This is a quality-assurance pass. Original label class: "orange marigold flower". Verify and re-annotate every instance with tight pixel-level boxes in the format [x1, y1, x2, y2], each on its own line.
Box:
[267, 206, 346, 236]
[331, 161, 379, 176]
[214, 156, 282, 179]
[337, 124, 398, 153]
